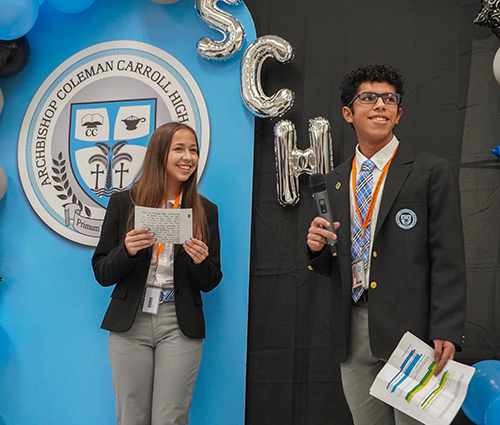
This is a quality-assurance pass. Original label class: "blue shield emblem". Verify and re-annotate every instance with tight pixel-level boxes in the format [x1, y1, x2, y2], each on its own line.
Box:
[69, 99, 156, 207]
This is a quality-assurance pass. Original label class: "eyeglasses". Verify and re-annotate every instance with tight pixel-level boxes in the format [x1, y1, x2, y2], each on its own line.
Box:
[348, 92, 401, 107]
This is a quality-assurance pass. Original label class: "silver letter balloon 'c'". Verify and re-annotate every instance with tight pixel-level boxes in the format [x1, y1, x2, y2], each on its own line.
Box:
[240, 35, 294, 118]
[195, 0, 245, 61]
[274, 117, 333, 207]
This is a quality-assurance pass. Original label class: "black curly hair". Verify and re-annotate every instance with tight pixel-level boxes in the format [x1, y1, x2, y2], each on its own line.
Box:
[340, 63, 405, 107]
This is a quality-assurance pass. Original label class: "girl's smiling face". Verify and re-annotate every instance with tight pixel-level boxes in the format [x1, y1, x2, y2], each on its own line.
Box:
[166, 128, 199, 190]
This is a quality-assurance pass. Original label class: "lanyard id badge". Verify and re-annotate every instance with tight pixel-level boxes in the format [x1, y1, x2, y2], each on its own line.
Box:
[143, 287, 161, 315]
[142, 191, 181, 315]
[352, 259, 366, 292]
[143, 236, 173, 314]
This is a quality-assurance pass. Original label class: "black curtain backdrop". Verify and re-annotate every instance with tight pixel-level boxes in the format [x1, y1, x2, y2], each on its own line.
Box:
[244, 0, 500, 424]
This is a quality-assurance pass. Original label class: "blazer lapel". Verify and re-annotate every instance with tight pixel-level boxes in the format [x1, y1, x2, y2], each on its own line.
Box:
[374, 142, 416, 237]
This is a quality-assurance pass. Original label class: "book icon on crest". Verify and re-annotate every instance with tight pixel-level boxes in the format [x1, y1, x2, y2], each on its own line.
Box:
[82, 113, 104, 129]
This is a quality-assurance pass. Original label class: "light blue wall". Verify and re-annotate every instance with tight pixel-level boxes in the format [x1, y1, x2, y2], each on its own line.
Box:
[0, 1, 255, 424]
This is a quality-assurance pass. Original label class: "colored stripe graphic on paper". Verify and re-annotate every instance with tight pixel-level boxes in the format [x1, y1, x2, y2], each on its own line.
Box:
[387, 349, 422, 393]
[386, 347, 451, 411]
[421, 371, 450, 409]
[405, 362, 437, 402]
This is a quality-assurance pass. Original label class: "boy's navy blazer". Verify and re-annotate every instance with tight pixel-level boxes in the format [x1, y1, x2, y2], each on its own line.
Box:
[309, 142, 466, 361]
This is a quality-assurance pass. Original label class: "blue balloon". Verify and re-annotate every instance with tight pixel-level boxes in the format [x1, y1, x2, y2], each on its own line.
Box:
[0, 0, 39, 41]
[462, 360, 500, 425]
[485, 393, 500, 425]
[47, 0, 96, 14]
[492, 145, 500, 159]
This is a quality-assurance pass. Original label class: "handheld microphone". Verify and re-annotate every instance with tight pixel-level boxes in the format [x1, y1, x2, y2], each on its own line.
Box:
[309, 173, 337, 256]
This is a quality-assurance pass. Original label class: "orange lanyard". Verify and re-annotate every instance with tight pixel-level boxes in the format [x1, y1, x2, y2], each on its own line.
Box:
[155, 191, 181, 269]
[351, 145, 399, 233]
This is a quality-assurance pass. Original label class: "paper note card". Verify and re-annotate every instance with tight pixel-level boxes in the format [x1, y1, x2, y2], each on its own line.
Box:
[135, 206, 192, 244]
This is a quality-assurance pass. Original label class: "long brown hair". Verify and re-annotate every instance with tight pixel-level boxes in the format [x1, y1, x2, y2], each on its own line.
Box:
[128, 122, 207, 242]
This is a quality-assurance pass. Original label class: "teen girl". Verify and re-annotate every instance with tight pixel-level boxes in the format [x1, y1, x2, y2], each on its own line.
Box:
[92, 122, 222, 425]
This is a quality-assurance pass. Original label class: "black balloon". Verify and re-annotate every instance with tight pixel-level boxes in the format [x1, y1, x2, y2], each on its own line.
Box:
[0, 36, 30, 79]
[474, 0, 500, 39]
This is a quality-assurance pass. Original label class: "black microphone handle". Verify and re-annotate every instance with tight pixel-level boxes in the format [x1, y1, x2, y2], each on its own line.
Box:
[311, 189, 337, 257]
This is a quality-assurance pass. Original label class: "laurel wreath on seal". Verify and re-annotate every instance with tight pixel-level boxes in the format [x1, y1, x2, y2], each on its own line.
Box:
[51, 152, 92, 217]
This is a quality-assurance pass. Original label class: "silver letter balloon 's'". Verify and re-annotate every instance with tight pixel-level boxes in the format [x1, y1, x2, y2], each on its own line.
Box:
[195, 0, 245, 61]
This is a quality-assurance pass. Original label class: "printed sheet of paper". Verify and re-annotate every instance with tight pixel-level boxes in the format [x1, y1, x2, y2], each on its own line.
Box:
[135, 206, 192, 244]
[369, 332, 474, 425]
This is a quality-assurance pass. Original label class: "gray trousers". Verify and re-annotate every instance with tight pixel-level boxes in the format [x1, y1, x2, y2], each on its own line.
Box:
[340, 303, 423, 425]
[108, 302, 203, 425]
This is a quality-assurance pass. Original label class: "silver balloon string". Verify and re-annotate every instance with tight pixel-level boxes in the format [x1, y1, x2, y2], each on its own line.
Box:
[195, 0, 245, 61]
[274, 117, 333, 207]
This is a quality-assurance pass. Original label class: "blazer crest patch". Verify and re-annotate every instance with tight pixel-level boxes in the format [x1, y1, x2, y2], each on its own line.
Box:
[395, 209, 417, 229]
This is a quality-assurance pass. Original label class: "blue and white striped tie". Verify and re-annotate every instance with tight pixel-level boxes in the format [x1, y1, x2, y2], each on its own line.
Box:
[352, 159, 375, 301]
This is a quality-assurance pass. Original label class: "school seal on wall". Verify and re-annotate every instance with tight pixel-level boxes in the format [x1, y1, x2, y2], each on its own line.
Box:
[18, 40, 209, 246]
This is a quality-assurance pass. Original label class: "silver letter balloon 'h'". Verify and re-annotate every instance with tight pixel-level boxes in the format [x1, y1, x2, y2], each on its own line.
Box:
[274, 117, 333, 207]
